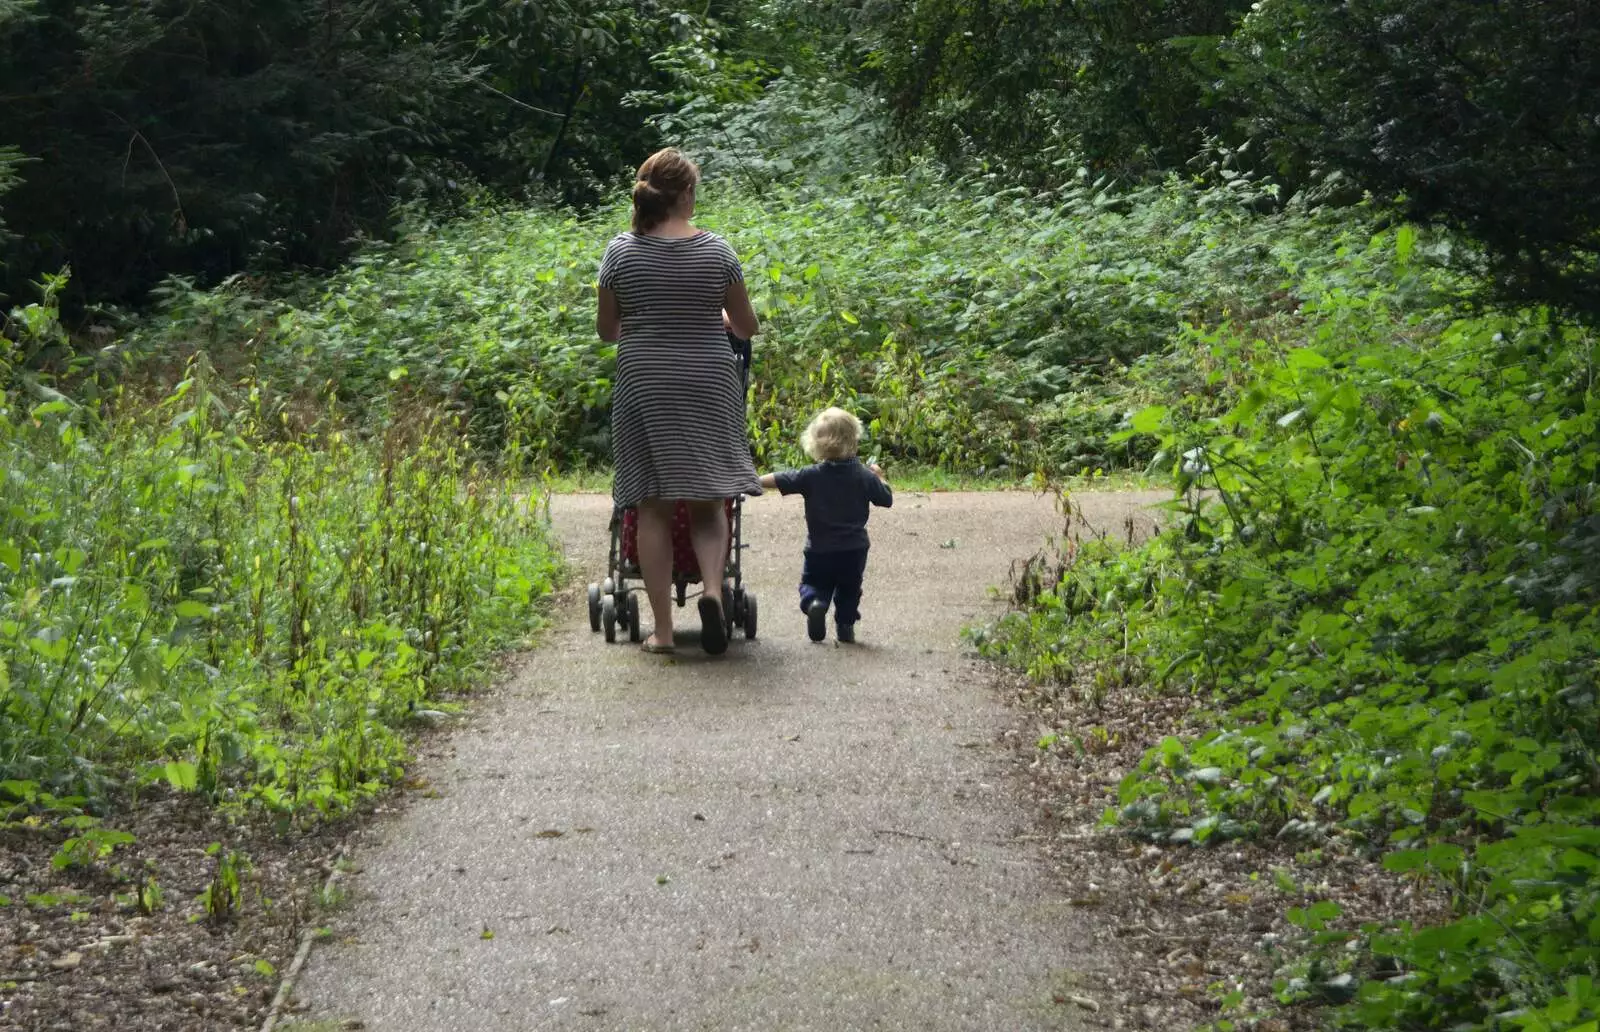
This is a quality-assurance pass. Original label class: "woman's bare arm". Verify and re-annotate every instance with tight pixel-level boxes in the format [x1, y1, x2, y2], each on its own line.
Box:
[724, 280, 759, 339]
[596, 286, 621, 342]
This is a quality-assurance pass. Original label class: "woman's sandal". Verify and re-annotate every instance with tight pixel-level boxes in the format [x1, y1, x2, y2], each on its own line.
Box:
[640, 633, 675, 655]
[697, 597, 728, 656]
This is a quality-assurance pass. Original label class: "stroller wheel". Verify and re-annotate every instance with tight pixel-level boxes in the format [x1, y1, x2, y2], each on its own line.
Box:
[587, 583, 602, 633]
[626, 593, 642, 643]
[601, 595, 617, 643]
[602, 576, 615, 596]
[743, 591, 758, 640]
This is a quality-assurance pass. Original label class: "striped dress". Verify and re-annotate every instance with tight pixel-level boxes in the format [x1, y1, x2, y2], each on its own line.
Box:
[599, 230, 762, 508]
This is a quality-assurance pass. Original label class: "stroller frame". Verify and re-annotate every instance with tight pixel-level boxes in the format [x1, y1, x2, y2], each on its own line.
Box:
[586, 332, 759, 646]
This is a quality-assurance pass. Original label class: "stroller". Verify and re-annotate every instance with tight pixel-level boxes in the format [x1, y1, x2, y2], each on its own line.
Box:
[587, 332, 759, 645]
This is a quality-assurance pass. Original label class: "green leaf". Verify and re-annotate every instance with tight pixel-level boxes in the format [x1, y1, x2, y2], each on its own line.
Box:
[1129, 405, 1169, 435]
[164, 761, 199, 792]
[1286, 348, 1329, 371]
[1395, 225, 1416, 265]
[1383, 850, 1426, 873]
[174, 600, 211, 620]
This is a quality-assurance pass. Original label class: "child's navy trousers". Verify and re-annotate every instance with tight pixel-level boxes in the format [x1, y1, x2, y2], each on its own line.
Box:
[798, 547, 869, 626]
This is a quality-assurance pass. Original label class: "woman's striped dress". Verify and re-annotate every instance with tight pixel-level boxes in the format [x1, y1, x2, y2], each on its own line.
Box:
[599, 230, 762, 508]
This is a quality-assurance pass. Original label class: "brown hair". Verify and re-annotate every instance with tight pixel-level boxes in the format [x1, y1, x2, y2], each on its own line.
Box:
[631, 148, 700, 233]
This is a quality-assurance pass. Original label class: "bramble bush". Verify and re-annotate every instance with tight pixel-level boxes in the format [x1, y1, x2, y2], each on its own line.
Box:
[1, 281, 559, 822]
[978, 226, 1600, 1030]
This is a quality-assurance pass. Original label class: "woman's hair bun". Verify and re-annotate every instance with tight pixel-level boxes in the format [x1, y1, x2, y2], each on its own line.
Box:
[632, 148, 701, 233]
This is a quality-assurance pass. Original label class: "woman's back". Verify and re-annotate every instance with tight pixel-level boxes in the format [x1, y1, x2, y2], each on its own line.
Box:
[599, 231, 741, 351]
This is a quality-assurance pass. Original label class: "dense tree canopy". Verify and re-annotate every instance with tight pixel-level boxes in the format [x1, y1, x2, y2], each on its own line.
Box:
[790, 0, 1600, 318]
[1224, 0, 1600, 315]
[0, 0, 689, 308]
[2, 0, 1597, 315]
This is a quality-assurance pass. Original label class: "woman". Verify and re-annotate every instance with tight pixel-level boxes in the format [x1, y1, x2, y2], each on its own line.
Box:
[596, 148, 762, 655]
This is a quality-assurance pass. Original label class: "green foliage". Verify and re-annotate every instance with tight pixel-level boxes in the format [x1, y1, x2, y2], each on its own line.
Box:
[137, 873, 163, 915]
[198, 843, 246, 924]
[49, 815, 135, 871]
[1, 284, 560, 818]
[980, 226, 1600, 1029]
[185, 169, 1401, 477]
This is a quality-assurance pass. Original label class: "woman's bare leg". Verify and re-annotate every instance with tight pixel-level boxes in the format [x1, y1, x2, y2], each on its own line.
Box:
[687, 499, 729, 608]
[635, 499, 676, 645]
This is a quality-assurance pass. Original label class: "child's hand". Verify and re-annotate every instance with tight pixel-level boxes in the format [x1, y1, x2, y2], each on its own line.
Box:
[869, 463, 885, 480]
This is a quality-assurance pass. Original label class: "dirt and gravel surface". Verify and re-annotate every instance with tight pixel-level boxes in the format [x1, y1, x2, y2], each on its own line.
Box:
[0, 790, 345, 1030]
[288, 489, 1168, 1032]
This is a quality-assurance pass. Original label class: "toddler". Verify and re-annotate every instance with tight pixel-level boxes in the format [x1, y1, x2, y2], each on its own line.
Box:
[759, 407, 893, 643]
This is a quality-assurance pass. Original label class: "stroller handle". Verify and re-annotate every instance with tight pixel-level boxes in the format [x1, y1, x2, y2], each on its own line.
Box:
[727, 330, 752, 372]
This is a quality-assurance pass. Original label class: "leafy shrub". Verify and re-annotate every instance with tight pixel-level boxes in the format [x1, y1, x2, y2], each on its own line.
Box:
[1, 288, 559, 818]
[979, 227, 1600, 1029]
[154, 171, 1412, 476]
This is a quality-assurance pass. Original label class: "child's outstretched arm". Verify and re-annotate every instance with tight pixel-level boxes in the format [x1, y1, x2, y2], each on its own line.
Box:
[759, 472, 779, 490]
[867, 464, 893, 507]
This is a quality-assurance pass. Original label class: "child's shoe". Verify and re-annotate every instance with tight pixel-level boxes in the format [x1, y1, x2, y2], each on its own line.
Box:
[807, 600, 828, 642]
[836, 622, 856, 644]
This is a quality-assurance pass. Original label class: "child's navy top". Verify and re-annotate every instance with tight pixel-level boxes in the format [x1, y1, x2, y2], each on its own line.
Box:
[773, 458, 894, 553]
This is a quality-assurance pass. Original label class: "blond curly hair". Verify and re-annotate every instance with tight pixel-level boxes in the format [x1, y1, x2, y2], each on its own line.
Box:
[800, 407, 862, 462]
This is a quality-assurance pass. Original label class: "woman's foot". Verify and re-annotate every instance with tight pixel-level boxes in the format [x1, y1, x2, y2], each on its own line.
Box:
[697, 597, 728, 655]
[641, 632, 675, 654]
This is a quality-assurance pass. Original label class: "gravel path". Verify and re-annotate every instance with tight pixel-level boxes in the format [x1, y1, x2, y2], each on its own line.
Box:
[296, 489, 1167, 1031]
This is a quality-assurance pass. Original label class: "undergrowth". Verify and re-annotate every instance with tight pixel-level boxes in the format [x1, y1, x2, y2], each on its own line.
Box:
[1, 281, 559, 823]
[977, 230, 1600, 1030]
[122, 170, 1418, 476]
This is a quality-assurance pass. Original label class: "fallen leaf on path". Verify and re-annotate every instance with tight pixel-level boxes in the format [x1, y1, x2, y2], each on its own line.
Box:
[536, 829, 564, 839]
